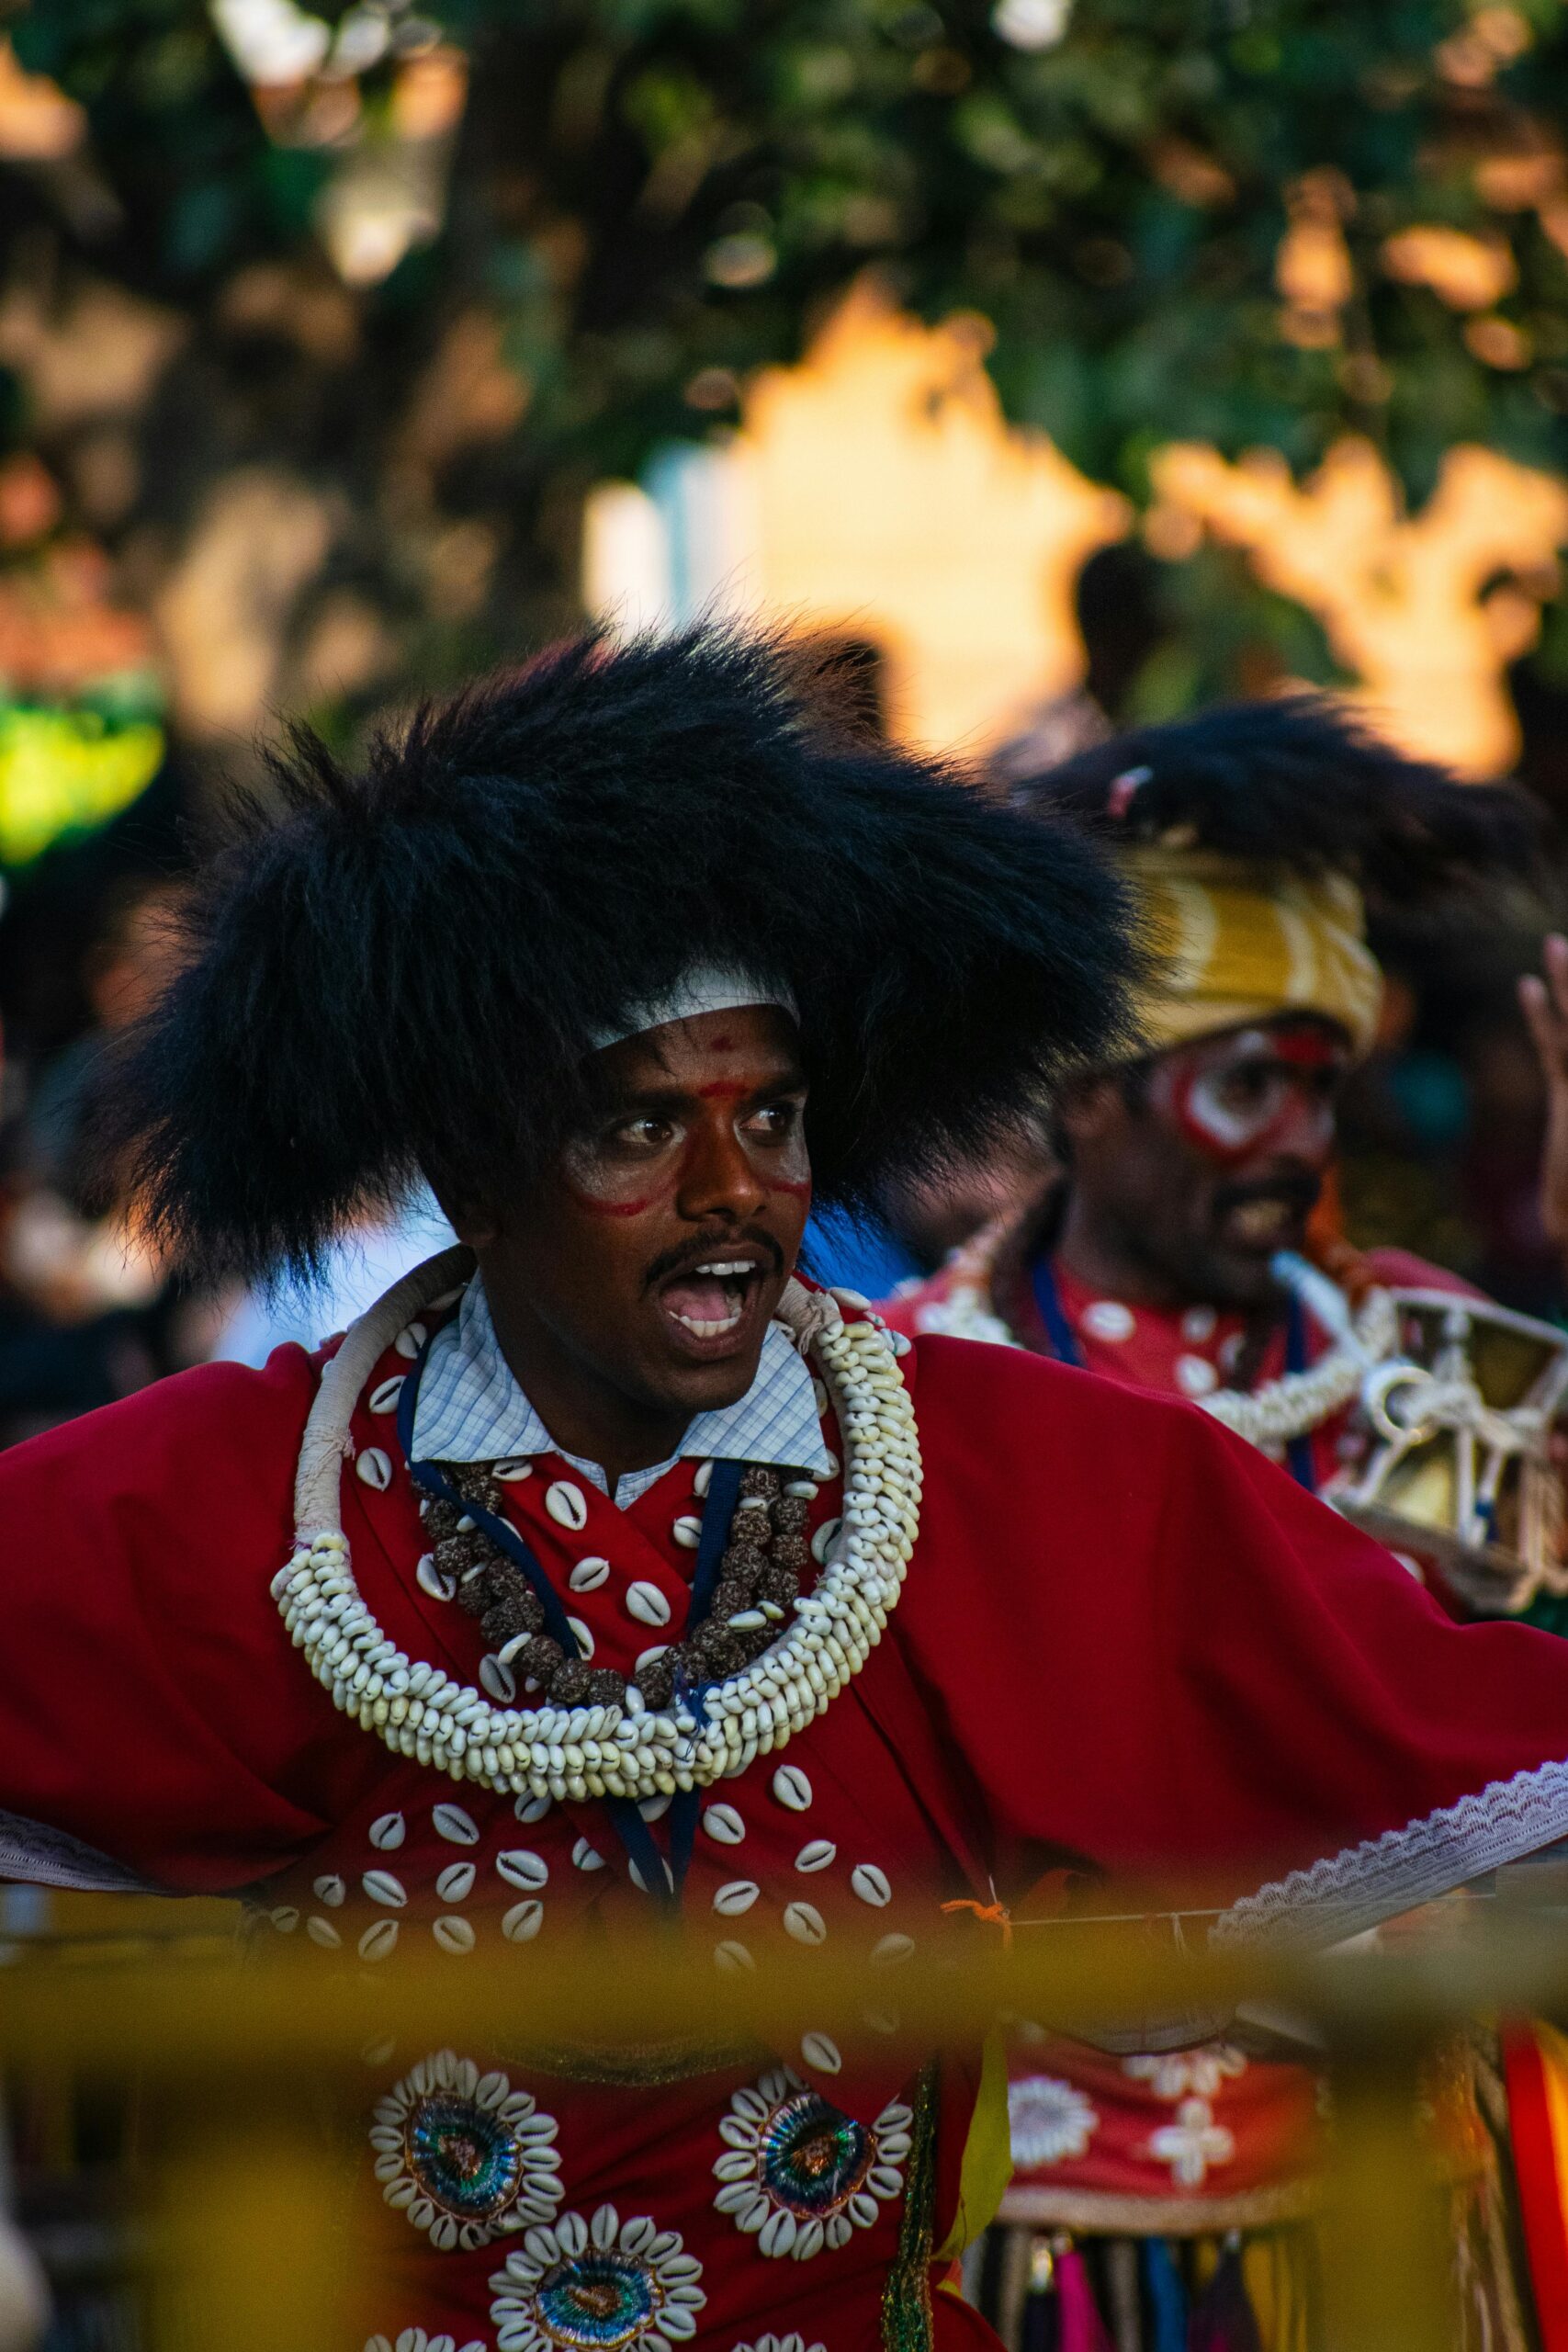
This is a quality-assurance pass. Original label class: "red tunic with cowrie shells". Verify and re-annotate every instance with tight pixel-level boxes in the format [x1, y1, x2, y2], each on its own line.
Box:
[884, 1244, 1486, 2234]
[6, 1303, 1568, 2346]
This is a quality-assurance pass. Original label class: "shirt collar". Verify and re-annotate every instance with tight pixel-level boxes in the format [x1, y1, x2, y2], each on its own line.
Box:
[409, 1276, 832, 1507]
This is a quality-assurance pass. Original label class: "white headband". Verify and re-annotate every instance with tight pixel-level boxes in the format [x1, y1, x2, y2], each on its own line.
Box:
[590, 962, 799, 1052]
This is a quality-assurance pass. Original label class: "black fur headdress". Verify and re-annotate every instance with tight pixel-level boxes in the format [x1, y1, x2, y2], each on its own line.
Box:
[99, 626, 1139, 1281]
[1006, 695, 1540, 908]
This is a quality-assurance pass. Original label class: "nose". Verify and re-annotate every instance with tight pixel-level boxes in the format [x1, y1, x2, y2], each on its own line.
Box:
[1273, 1084, 1336, 1166]
[675, 1107, 768, 1224]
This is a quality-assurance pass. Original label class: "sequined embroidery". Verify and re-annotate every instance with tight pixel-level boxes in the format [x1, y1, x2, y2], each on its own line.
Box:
[712, 2064, 912, 2258]
[371, 2051, 562, 2251]
[490, 2207, 705, 2349]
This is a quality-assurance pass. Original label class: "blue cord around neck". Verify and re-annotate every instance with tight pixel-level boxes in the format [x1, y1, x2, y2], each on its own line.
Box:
[394, 1337, 746, 1905]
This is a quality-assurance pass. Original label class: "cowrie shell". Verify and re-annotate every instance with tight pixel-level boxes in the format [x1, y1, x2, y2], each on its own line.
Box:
[416, 1553, 457, 1602]
[569, 1555, 610, 1593]
[355, 1447, 393, 1491]
[493, 1458, 533, 1482]
[692, 1459, 714, 1498]
[703, 1804, 745, 1846]
[496, 1849, 548, 1891]
[784, 1478, 818, 1499]
[572, 1838, 605, 1871]
[801, 2030, 842, 2075]
[515, 1792, 551, 1824]
[369, 1811, 405, 1851]
[851, 1863, 892, 1907]
[434, 1915, 476, 1954]
[358, 1919, 399, 1962]
[773, 1765, 812, 1812]
[872, 1932, 915, 1967]
[363, 1871, 407, 1909]
[812, 1377, 829, 1416]
[435, 1862, 475, 1904]
[713, 1880, 759, 1917]
[628, 1855, 672, 1895]
[433, 1804, 479, 1846]
[368, 1375, 404, 1415]
[545, 1480, 588, 1531]
[269, 1906, 299, 1932]
[638, 1793, 670, 1823]
[502, 1900, 544, 1942]
[394, 1320, 427, 1360]
[635, 1645, 669, 1674]
[312, 1873, 345, 1906]
[480, 1654, 517, 1702]
[306, 1917, 341, 1949]
[810, 1517, 841, 1566]
[714, 1939, 754, 1973]
[626, 1581, 671, 1628]
[760, 2208, 797, 2258]
[784, 1901, 827, 1945]
[566, 1616, 594, 1658]
[671, 1515, 703, 1549]
[795, 1839, 836, 1873]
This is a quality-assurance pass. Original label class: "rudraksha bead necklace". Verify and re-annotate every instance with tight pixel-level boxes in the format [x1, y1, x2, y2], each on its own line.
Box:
[420, 1462, 817, 1713]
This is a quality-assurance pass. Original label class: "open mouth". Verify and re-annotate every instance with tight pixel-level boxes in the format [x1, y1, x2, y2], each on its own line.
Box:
[657, 1257, 769, 1344]
[1222, 1194, 1308, 1248]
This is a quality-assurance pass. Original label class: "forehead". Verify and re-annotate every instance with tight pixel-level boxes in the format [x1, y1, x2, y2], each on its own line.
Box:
[592, 1003, 805, 1097]
[1165, 1015, 1351, 1077]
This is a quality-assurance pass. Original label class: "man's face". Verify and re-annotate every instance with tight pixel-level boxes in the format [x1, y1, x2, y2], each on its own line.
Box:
[1062, 1015, 1350, 1306]
[470, 1005, 811, 1423]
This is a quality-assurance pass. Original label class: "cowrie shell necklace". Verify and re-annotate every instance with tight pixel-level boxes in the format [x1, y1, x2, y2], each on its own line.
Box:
[276, 1248, 920, 1804]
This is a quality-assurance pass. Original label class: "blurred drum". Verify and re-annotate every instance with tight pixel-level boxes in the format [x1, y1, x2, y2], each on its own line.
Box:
[1328, 1288, 1568, 1616]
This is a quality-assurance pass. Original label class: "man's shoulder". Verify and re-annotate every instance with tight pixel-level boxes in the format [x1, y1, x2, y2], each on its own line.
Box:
[903, 1325, 1208, 1451]
[0, 1341, 322, 1506]
[1357, 1245, 1481, 1299]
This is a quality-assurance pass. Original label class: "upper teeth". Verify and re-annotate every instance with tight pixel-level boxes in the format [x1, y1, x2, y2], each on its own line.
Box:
[695, 1261, 753, 1276]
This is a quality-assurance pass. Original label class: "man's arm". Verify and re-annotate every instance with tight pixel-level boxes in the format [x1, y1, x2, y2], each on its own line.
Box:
[0, 1349, 353, 1893]
[897, 1334, 1568, 1942]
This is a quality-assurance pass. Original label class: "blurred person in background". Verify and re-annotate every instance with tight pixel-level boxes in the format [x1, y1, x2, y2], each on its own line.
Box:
[882, 698, 1556, 2348]
[0, 872, 193, 1443]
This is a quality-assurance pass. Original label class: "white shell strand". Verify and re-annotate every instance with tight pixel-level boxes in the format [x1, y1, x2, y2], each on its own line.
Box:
[279, 1252, 920, 1804]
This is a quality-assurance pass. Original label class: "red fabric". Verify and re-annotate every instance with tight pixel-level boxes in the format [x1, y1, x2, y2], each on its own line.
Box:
[1503, 2026, 1568, 2352]
[6, 1323, 1568, 2335]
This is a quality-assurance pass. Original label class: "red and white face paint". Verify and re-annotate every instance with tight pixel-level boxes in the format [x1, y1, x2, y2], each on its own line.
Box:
[1149, 1020, 1349, 1170]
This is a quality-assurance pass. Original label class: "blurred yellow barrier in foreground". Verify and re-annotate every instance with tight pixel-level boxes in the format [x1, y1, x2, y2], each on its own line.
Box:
[4, 1883, 1568, 2352]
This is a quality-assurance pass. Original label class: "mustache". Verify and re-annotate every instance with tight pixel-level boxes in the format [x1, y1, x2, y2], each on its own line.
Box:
[1212, 1170, 1322, 1220]
[642, 1227, 786, 1293]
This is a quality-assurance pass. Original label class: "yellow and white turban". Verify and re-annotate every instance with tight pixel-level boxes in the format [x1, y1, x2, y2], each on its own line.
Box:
[1123, 845, 1383, 1060]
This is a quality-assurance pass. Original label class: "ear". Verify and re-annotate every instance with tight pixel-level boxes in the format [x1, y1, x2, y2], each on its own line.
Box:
[426, 1175, 499, 1250]
[1056, 1071, 1131, 1147]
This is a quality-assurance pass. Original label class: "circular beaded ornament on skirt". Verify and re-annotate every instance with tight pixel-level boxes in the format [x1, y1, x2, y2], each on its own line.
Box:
[489, 2207, 705, 2349]
[711, 2065, 913, 2259]
[370, 2052, 563, 2250]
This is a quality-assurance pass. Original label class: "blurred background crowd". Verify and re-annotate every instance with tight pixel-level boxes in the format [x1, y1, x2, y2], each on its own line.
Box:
[6, 0, 1568, 2333]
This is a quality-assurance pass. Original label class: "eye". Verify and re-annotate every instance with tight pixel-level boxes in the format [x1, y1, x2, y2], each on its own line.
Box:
[611, 1114, 676, 1154]
[747, 1098, 804, 1138]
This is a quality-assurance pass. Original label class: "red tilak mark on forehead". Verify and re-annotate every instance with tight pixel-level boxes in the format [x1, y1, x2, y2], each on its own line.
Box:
[697, 1080, 749, 1100]
[705, 1032, 735, 1052]
[1268, 1028, 1343, 1070]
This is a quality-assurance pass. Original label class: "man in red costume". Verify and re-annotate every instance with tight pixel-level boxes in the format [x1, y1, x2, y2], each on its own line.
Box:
[5, 639, 1568, 2352]
[882, 698, 1551, 2343]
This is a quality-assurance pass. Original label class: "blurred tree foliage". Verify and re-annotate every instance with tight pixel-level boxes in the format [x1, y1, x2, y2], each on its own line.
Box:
[9, 0, 1568, 763]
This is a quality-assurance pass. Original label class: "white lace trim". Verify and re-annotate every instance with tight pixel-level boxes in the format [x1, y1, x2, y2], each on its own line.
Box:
[1212, 1756, 1568, 1947]
[0, 1808, 163, 1893]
